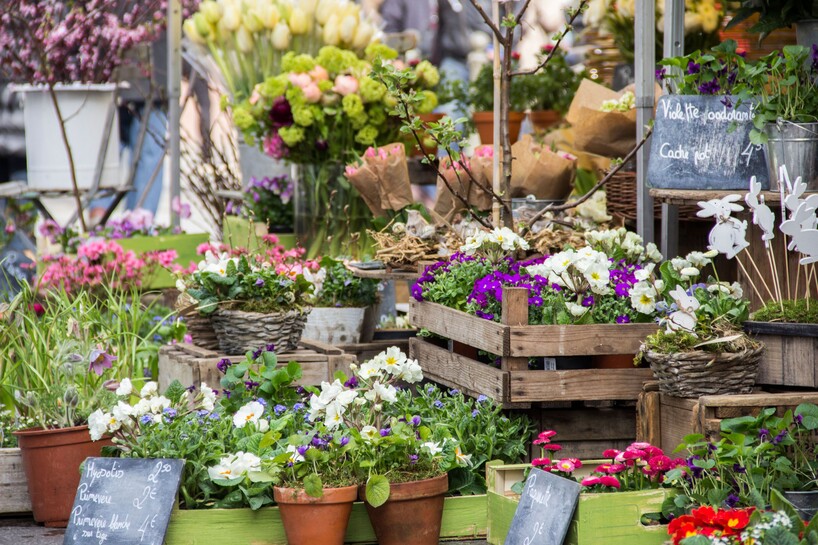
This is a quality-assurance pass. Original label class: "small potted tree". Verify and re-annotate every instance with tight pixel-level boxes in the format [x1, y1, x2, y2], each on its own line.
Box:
[523, 45, 584, 133]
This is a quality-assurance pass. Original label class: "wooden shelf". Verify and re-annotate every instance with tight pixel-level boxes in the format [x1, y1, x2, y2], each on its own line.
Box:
[348, 264, 419, 281]
[649, 188, 782, 206]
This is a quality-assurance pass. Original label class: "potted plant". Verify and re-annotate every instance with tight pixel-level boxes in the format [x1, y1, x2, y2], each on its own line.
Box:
[731, 45, 818, 190]
[0, 0, 174, 232]
[177, 251, 314, 354]
[727, 0, 818, 46]
[301, 257, 379, 345]
[467, 57, 529, 145]
[223, 174, 296, 251]
[635, 247, 763, 398]
[664, 403, 818, 521]
[488, 430, 682, 545]
[522, 46, 584, 133]
[307, 348, 469, 545]
[0, 285, 185, 526]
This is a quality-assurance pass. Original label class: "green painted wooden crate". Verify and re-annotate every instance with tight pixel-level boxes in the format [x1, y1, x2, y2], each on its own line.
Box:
[165, 494, 486, 545]
[486, 463, 673, 545]
[117, 233, 209, 289]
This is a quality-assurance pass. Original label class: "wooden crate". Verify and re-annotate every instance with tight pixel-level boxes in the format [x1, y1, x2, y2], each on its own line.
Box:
[164, 494, 487, 544]
[410, 337, 653, 406]
[408, 287, 656, 405]
[517, 402, 638, 460]
[158, 339, 356, 392]
[486, 463, 673, 545]
[0, 448, 31, 514]
[636, 389, 818, 453]
[745, 322, 818, 388]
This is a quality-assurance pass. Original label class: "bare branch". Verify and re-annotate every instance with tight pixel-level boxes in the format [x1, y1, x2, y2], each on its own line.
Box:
[510, 0, 589, 77]
[513, 0, 535, 27]
[520, 126, 653, 232]
[465, 0, 505, 43]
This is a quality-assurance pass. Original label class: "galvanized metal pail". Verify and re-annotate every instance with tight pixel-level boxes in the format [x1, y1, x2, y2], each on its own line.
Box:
[763, 121, 818, 191]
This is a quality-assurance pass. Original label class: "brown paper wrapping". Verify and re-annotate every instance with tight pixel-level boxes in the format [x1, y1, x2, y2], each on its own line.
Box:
[566, 79, 637, 158]
[467, 156, 494, 211]
[373, 143, 414, 211]
[432, 159, 471, 220]
[508, 135, 575, 200]
[346, 163, 385, 217]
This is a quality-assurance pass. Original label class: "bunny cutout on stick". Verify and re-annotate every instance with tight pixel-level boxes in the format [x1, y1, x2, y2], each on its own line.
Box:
[780, 201, 818, 265]
[665, 286, 700, 335]
[745, 176, 775, 246]
[696, 195, 749, 259]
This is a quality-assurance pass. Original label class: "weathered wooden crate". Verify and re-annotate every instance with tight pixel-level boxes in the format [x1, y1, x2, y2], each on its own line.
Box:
[516, 401, 638, 460]
[164, 494, 487, 544]
[0, 448, 31, 514]
[636, 389, 818, 453]
[745, 322, 818, 388]
[409, 287, 656, 406]
[158, 339, 356, 392]
[486, 463, 673, 545]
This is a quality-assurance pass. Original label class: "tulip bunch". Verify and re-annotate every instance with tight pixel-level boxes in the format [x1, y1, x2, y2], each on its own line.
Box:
[184, 0, 379, 99]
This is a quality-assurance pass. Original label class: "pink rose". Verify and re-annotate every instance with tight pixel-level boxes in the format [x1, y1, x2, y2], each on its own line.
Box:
[249, 87, 262, 105]
[332, 75, 359, 96]
[309, 65, 329, 82]
[288, 72, 312, 89]
[302, 82, 322, 103]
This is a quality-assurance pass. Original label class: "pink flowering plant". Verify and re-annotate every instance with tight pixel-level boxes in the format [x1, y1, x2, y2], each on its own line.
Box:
[39, 237, 177, 295]
[512, 430, 685, 495]
[0, 0, 180, 85]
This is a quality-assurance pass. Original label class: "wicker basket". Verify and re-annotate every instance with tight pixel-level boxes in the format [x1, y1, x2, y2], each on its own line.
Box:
[174, 293, 219, 350]
[645, 345, 764, 398]
[606, 171, 702, 222]
[210, 308, 311, 354]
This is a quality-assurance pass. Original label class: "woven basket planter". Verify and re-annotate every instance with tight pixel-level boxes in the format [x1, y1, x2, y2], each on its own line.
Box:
[211, 308, 311, 354]
[645, 345, 764, 398]
[174, 293, 219, 350]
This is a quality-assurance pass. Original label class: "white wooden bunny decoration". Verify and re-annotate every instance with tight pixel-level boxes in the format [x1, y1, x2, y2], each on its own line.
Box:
[744, 176, 775, 245]
[696, 194, 749, 259]
[665, 286, 700, 334]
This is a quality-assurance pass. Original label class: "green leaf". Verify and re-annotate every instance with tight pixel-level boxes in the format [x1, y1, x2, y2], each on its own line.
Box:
[365, 475, 390, 508]
[304, 474, 324, 498]
[796, 403, 818, 430]
[772, 489, 806, 535]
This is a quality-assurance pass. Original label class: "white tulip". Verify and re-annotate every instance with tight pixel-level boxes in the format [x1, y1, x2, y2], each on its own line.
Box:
[222, 3, 242, 30]
[339, 14, 357, 44]
[243, 11, 264, 32]
[289, 7, 309, 34]
[315, 0, 336, 25]
[200, 0, 223, 24]
[236, 25, 255, 52]
[322, 14, 341, 45]
[183, 19, 207, 44]
[257, 3, 279, 29]
[351, 21, 374, 49]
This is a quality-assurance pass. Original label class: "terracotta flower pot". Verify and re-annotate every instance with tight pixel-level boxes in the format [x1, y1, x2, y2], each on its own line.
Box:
[528, 109, 562, 133]
[473, 111, 524, 145]
[273, 484, 358, 545]
[13, 425, 112, 527]
[360, 473, 448, 545]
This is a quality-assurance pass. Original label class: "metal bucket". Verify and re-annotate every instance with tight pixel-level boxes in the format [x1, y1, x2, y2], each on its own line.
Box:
[763, 122, 818, 191]
[237, 139, 289, 189]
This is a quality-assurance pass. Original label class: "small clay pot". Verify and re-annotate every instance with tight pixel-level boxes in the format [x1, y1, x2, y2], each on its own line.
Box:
[359, 473, 448, 545]
[273, 484, 358, 545]
[473, 111, 525, 145]
[528, 109, 562, 133]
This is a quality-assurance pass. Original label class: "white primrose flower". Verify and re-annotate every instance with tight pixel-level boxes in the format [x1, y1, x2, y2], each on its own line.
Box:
[630, 282, 658, 314]
[149, 396, 172, 414]
[286, 445, 305, 464]
[422, 441, 443, 456]
[360, 425, 379, 442]
[233, 400, 265, 428]
[358, 359, 384, 380]
[680, 267, 700, 278]
[565, 301, 588, 317]
[132, 398, 151, 417]
[645, 242, 663, 262]
[115, 378, 133, 397]
[324, 401, 345, 430]
[378, 346, 407, 375]
[335, 388, 358, 408]
[455, 445, 472, 466]
[200, 383, 217, 411]
[140, 381, 158, 398]
[372, 381, 398, 403]
[670, 257, 691, 272]
[208, 451, 262, 481]
[585, 262, 612, 294]
[112, 401, 133, 422]
[316, 379, 344, 405]
[729, 282, 744, 299]
[685, 251, 711, 268]
[88, 409, 110, 441]
[398, 358, 424, 383]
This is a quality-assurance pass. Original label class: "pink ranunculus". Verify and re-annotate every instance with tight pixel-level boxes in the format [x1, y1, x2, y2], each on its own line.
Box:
[302, 82, 322, 103]
[309, 65, 329, 82]
[288, 72, 312, 88]
[332, 75, 359, 96]
[263, 133, 288, 159]
[473, 145, 493, 158]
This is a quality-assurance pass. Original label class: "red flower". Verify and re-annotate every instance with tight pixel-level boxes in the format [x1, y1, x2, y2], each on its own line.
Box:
[602, 448, 621, 459]
[647, 455, 673, 473]
[533, 430, 557, 445]
[643, 445, 665, 458]
[691, 506, 717, 526]
[541, 444, 562, 452]
[541, 43, 555, 53]
[581, 476, 601, 487]
[715, 509, 751, 534]
[511, 51, 521, 61]
[607, 463, 628, 474]
[531, 458, 551, 467]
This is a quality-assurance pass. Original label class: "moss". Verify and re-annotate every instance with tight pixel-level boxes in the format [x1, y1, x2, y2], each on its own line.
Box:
[751, 300, 818, 324]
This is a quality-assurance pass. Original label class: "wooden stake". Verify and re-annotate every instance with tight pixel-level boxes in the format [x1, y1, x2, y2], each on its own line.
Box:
[736, 253, 768, 304]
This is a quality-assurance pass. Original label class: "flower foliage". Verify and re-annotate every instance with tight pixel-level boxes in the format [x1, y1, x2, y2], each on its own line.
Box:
[311, 256, 379, 308]
[0, 0, 185, 85]
[658, 40, 750, 96]
[237, 175, 294, 230]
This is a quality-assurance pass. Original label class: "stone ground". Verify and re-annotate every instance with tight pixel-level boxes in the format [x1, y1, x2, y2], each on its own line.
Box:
[0, 517, 489, 545]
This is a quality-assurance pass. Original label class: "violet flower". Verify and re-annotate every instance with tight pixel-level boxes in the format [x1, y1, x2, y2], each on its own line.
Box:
[88, 348, 116, 376]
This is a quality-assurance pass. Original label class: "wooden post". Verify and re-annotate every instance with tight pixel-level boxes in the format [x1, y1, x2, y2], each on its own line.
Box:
[500, 287, 528, 372]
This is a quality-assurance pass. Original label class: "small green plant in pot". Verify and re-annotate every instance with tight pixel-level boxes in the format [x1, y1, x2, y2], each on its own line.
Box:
[522, 45, 584, 133]
[466, 56, 531, 145]
[302, 257, 380, 344]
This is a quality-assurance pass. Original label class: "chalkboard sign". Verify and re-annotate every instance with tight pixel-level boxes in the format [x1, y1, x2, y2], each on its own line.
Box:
[63, 458, 184, 545]
[612, 63, 635, 91]
[0, 230, 36, 299]
[647, 95, 769, 190]
[504, 468, 581, 545]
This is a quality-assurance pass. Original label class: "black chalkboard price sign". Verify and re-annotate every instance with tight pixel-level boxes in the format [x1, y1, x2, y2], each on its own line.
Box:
[63, 458, 184, 545]
[504, 468, 581, 545]
[647, 95, 769, 190]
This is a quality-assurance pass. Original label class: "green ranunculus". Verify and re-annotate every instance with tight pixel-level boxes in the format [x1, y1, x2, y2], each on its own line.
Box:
[355, 125, 378, 145]
[279, 125, 305, 146]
